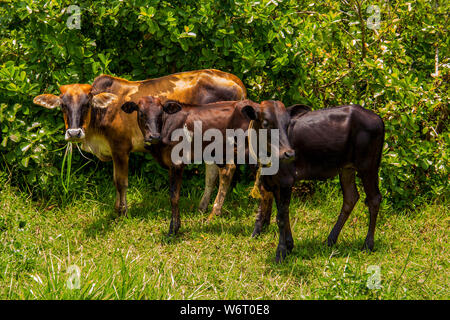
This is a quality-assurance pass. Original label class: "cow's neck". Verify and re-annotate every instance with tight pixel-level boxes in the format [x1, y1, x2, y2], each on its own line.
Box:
[80, 128, 112, 161]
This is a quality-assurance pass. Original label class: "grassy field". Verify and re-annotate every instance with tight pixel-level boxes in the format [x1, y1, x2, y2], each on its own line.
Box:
[0, 166, 448, 300]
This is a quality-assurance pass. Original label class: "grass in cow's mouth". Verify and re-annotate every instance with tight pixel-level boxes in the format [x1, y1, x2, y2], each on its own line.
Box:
[60, 142, 73, 194]
[0, 168, 448, 299]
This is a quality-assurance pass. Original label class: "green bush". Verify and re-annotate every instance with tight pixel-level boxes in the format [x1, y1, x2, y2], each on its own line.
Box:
[0, 0, 448, 209]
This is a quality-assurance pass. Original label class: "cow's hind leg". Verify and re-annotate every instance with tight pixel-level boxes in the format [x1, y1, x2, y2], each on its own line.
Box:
[198, 164, 219, 213]
[207, 163, 236, 220]
[168, 166, 184, 236]
[360, 172, 381, 251]
[328, 168, 359, 246]
[112, 152, 129, 217]
[252, 185, 273, 237]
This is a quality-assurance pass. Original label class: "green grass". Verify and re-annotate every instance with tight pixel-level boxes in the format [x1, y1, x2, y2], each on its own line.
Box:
[0, 168, 448, 300]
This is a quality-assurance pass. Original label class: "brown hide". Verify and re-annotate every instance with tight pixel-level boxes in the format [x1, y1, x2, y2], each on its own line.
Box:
[149, 101, 254, 168]
[124, 97, 294, 235]
[86, 69, 247, 158]
[33, 69, 247, 217]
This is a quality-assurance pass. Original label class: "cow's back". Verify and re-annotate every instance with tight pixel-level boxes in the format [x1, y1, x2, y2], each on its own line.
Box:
[92, 69, 246, 103]
[289, 105, 384, 180]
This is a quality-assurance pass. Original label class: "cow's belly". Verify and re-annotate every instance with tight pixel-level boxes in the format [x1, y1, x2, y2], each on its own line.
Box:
[81, 135, 112, 161]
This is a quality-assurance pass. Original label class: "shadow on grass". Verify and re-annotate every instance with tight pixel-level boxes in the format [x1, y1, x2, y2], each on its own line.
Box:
[260, 234, 388, 279]
[187, 216, 255, 237]
[158, 230, 187, 246]
[83, 209, 119, 238]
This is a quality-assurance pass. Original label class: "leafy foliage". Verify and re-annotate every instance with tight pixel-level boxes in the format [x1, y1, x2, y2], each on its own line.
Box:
[0, 0, 448, 208]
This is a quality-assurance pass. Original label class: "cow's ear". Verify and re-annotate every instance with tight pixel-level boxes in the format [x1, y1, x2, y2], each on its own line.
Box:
[163, 101, 182, 114]
[92, 93, 118, 109]
[33, 94, 61, 109]
[287, 104, 311, 118]
[238, 100, 259, 120]
[121, 101, 138, 114]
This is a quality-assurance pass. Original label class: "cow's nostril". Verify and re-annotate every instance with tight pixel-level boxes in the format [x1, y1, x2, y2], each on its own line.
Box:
[150, 135, 161, 142]
[65, 128, 85, 140]
[284, 150, 295, 159]
[68, 129, 80, 135]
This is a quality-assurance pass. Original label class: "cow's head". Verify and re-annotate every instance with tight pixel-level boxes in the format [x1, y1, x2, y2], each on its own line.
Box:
[238, 99, 295, 162]
[33, 84, 117, 141]
[121, 96, 165, 146]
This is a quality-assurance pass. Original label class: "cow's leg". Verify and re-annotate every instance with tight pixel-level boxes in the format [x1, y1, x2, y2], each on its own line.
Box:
[198, 164, 219, 213]
[207, 163, 236, 220]
[273, 186, 293, 262]
[328, 168, 359, 246]
[360, 172, 381, 251]
[112, 151, 129, 217]
[168, 165, 184, 236]
[252, 185, 273, 237]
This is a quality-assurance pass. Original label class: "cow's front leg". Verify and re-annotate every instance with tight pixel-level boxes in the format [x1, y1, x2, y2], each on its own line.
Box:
[168, 165, 184, 236]
[112, 151, 129, 217]
[273, 186, 293, 263]
[252, 185, 273, 237]
[208, 163, 236, 220]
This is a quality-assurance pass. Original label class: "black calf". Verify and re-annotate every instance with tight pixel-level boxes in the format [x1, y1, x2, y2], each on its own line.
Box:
[253, 104, 385, 262]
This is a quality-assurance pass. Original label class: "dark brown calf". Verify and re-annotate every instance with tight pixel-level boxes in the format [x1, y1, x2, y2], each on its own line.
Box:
[121, 97, 294, 235]
[253, 104, 385, 262]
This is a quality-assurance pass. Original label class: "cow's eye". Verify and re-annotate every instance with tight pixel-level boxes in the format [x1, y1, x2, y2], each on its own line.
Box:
[261, 120, 269, 128]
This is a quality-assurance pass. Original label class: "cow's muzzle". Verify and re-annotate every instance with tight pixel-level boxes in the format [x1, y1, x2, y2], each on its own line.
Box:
[145, 134, 161, 146]
[280, 149, 295, 162]
[65, 128, 85, 141]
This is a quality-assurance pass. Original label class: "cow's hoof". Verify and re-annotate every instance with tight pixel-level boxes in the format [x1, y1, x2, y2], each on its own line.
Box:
[327, 235, 337, 247]
[251, 227, 261, 238]
[198, 203, 208, 214]
[206, 212, 215, 222]
[115, 206, 128, 218]
[207, 209, 222, 222]
[167, 229, 178, 237]
[168, 221, 180, 236]
[286, 240, 294, 253]
[275, 245, 288, 263]
[362, 238, 374, 252]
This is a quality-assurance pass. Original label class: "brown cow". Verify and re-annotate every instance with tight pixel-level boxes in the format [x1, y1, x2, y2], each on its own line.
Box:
[33, 69, 246, 216]
[120, 96, 295, 235]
